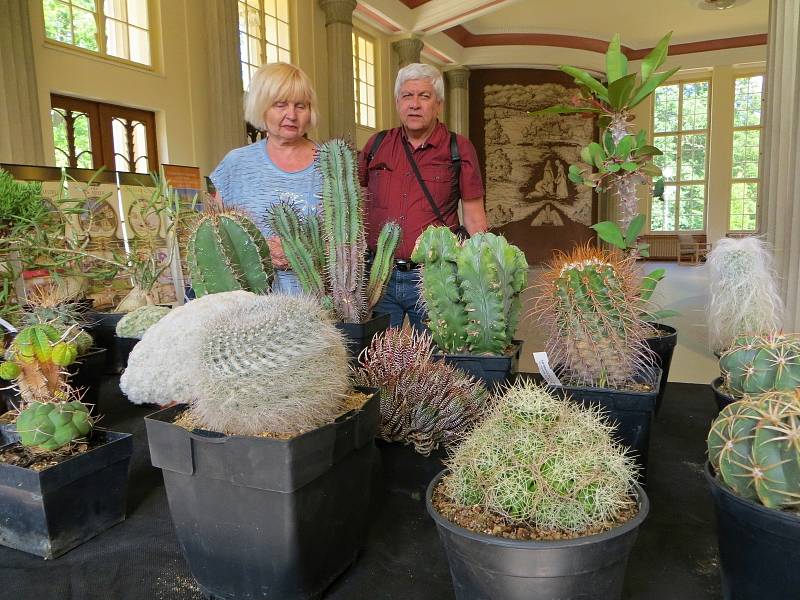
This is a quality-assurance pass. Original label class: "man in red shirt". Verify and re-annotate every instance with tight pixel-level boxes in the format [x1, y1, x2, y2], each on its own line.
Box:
[359, 63, 488, 331]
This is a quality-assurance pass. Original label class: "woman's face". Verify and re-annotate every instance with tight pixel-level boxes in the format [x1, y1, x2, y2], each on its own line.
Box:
[264, 99, 311, 143]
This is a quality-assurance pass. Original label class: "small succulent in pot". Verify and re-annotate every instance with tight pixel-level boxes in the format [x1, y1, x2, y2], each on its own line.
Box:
[719, 333, 800, 399]
[15, 389, 94, 452]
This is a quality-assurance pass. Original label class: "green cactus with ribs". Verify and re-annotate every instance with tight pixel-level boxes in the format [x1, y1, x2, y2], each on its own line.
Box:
[15, 399, 93, 451]
[719, 333, 800, 399]
[411, 226, 528, 355]
[115, 305, 171, 339]
[708, 390, 800, 509]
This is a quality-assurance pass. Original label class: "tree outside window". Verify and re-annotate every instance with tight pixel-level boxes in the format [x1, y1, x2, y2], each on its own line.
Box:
[729, 75, 764, 232]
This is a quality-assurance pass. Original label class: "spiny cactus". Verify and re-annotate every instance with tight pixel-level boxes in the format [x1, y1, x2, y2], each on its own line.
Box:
[443, 380, 638, 531]
[16, 397, 93, 451]
[116, 305, 171, 339]
[707, 236, 784, 353]
[707, 390, 800, 510]
[719, 333, 800, 398]
[411, 227, 528, 355]
[353, 328, 489, 455]
[187, 209, 273, 297]
[534, 245, 656, 388]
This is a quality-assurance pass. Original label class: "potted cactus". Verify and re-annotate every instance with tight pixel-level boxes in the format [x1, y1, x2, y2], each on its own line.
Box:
[267, 139, 400, 357]
[705, 390, 800, 599]
[122, 291, 380, 599]
[0, 324, 133, 559]
[410, 226, 528, 388]
[427, 380, 647, 600]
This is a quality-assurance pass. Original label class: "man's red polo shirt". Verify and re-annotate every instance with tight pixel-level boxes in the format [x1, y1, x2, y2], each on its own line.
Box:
[358, 122, 484, 260]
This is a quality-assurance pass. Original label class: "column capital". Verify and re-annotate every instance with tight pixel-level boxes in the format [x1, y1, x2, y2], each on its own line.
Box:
[445, 67, 470, 90]
[392, 37, 424, 67]
[318, 0, 357, 26]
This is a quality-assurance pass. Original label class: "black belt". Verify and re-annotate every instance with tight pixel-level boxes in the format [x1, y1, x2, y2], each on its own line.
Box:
[394, 259, 419, 272]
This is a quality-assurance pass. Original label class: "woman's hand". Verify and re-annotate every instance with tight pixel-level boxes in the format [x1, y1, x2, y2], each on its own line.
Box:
[267, 236, 289, 269]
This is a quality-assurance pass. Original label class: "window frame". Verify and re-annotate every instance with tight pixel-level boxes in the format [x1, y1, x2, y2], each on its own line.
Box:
[238, 0, 292, 92]
[352, 29, 377, 130]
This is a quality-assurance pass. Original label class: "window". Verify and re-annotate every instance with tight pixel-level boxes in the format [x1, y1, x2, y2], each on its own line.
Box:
[50, 95, 158, 173]
[352, 31, 376, 129]
[650, 80, 711, 232]
[238, 0, 291, 91]
[42, 0, 152, 66]
[729, 75, 764, 232]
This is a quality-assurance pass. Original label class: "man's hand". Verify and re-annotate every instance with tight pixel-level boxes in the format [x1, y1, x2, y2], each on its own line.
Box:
[268, 236, 289, 269]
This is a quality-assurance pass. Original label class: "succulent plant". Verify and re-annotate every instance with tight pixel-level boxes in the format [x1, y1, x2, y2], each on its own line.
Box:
[443, 380, 638, 531]
[187, 209, 273, 297]
[411, 227, 528, 355]
[115, 305, 171, 339]
[353, 327, 489, 455]
[534, 245, 656, 388]
[16, 398, 93, 451]
[707, 236, 784, 353]
[719, 333, 800, 398]
[707, 390, 800, 510]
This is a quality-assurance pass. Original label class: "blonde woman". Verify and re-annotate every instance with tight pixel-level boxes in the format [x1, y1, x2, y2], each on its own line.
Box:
[210, 62, 320, 293]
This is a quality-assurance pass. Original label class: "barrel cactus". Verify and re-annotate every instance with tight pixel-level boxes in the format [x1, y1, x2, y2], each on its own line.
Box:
[16, 399, 93, 451]
[443, 380, 638, 531]
[116, 305, 171, 339]
[353, 327, 489, 455]
[187, 209, 273, 297]
[411, 226, 528, 355]
[720, 333, 800, 398]
[708, 390, 800, 509]
[534, 245, 656, 388]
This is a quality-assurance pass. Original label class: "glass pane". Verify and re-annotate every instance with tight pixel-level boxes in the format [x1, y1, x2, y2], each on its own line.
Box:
[680, 134, 707, 181]
[113, 118, 132, 171]
[247, 6, 260, 37]
[653, 135, 677, 182]
[129, 27, 150, 65]
[650, 185, 676, 231]
[249, 35, 261, 66]
[266, 44, 278, 64]
[366, 40, 374, 63]
[246, 0, 258, 7]
[73, 7, 99, 51]
[278, 48, 290, 63]
[54, 148, 71, 168]
[104, 0, 126, 20]
[265, 16, 277, 46]
[127, 0, 148, 27]
[106, 18, 129, 59]
[277, 20, 289, 50]
[44, 0, 73, 44]
[263, 0, 276, 15]
[729, 182, 758, 231]
[653, 85, 679, 133]
[359, 105, 368, 126]
[132, 121, 149, 174]
[76, 150, 94, 169]
[51, 109, 69, 163]
[239, 32, 249, 63]
[238, 2, 247, 32]
[681, 81, 709, 130]
[734, 75, 763, 128]
[114, 153, 130, 172]
[73, 112, 92, 158]
[366, 63, 374, 85]
[241, 61, 250, 91]
[359, 81, 368, 104]
[679, 185, 705, 230]
[73, 0, 96, 10]
[367, 86, 375, 107]
[276, 0, 289, 21]
[732, 130, 760, 179]
[368, 106, 376, 128]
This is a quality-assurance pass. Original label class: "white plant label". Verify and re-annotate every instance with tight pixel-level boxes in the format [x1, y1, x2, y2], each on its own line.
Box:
[533, 352, 562, 387]
[0, 317, 17, 334]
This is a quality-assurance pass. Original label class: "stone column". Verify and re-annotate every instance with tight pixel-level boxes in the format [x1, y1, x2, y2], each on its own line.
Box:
[0, 0, 45, 165]
[445, 67, 470, 136]
[203, 0, 245, 166]
[392, 37, 423, 68]
[319, 0, 357, 140]
[760, 0, 800, 329]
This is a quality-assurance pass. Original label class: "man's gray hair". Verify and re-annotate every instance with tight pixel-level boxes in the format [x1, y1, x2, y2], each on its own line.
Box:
[394, 63, 445, 102]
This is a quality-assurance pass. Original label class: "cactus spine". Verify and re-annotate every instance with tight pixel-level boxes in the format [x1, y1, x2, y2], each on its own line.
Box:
[187, 209, 273, 297]
[719, 333, 800, 398]
[411, 227, 528, 355]
[115, 305, 172, 339]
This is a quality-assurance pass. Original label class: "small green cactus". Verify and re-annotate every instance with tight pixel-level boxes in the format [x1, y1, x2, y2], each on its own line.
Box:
[443, 380, 638, 531]
[719, 333, 800, 398]
[116, 305, 171, 339]
[187, 209, 273, 297]
[15, 400, 93, 451]
[411, 227, 528, 355]
[707, 390, 800, 509]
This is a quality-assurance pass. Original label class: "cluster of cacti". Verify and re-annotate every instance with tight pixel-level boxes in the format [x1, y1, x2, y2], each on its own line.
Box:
[443, 380, 638, 531]
[708, 390, 800, 510]
[16, 398, 93, 451]
[411, 227, 528, 355]
[116, 305, 171, 339]
[707, 237, 784, 353]
[187, 209, 273, 297]
[121, 292, 351, 436]
[21, 285, 94, 355]
[534, 245, 656, 388]
[267, 139, 401, 323]
[353, 328, 489, 455]
[719, 333, 800, 399]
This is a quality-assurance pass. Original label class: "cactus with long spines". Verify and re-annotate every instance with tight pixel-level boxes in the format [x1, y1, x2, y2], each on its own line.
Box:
[411, 227, 528, 355]
[366, 222, 402, 310]
[707, 390, 800, 510]
[16, 397, 93, 451]
[115, 305, 172, 339]
[535, 245, 656, 388]
[719, 333, 800, 399]
[187, 209, 273, 297]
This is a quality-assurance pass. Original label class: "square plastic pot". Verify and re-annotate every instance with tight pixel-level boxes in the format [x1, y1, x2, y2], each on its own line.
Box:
[433, 340, 523, 391]
[335, 313, 391, 360]
[645, 323, 677, 415]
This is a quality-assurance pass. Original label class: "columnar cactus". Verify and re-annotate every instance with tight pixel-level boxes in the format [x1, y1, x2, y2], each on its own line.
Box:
[719, 333, 800, 398]
[353, 328, 489, 455]
[411, 227, 528, 355]
[16, 398, 93, 451]
[534, 245, 656, 388]
[707, 390, 800, 509]
[443, 380, 638, 531]
[187, 209, 273, 297]
[115, 305, 172, 339]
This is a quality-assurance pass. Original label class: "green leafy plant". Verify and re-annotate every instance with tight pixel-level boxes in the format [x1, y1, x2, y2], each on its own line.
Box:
[719, 334, 800, 399]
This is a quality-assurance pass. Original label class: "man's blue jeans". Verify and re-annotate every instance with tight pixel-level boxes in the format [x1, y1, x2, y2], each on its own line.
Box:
[373, 268, 427, 332]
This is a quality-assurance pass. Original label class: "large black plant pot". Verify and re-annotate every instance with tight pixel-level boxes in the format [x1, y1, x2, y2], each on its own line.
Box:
[434, 340, 523, 391]
[705, 463, 800, 600]
[711, 377, 736, 414]
[145, 388, 380, 600]
[426, 471, 649, 600]
[335, 313, 391, 360]
[645, 323, 677, 415]
[0, 428, 133, 559]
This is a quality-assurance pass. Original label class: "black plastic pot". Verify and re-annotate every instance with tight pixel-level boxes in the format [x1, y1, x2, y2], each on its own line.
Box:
[335, 313, 391, 359]
[705, 463, 800, 599]
[85, 311, 139, 374]
[711, 377, 736, 414]
[434, 340, 523, 390]
[645, 323, 677, 415]
[145, 388, 380, 600]
[0, 428, 133, 559]
[376, 439, 448, 499]
[426, 471, 649, 600]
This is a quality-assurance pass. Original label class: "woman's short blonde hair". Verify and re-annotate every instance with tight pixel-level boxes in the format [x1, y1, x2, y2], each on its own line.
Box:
[244, 62, 319, 131]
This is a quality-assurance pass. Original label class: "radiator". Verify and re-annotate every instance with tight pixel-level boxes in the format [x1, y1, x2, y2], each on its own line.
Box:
[642, 235, 679, 260]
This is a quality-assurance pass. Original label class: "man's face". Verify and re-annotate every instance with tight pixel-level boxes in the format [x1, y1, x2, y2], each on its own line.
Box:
[396, 78, 442, 136]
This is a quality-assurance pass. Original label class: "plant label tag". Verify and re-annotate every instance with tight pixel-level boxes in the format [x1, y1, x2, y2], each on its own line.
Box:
[0, 318, 17, 334]
[533, 352, 562, 387]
